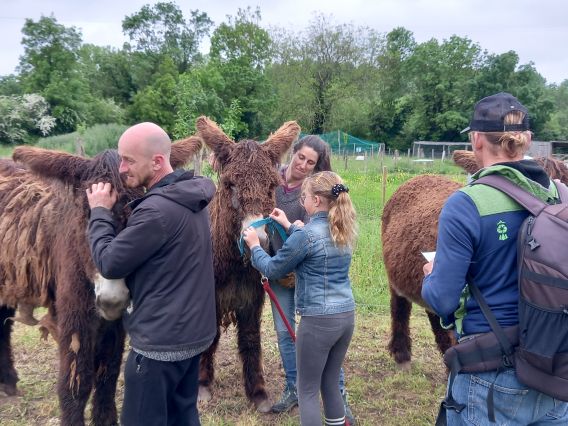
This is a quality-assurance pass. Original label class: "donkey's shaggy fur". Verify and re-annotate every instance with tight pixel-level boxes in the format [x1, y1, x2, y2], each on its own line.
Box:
[382, 150, 568, 368]
[0, 136, 201, 425]
[382, 174, 459, 367]
[196, 116, 300, 412]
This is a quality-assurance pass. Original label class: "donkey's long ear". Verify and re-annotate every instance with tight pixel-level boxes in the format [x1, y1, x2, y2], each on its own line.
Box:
[261, 121, 300, 166]
[452, 150, 481, 174]
[170, 135, 202, 169]
[12, 146, 91, 185]
[195, 116, 234, 168]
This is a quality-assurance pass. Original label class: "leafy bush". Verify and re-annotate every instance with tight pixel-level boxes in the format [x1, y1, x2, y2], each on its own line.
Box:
[0, 94, 56, 145]
[86, 98, 126, 126]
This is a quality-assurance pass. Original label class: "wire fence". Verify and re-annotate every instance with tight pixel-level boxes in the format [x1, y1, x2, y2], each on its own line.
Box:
[300, 130, 385, 157]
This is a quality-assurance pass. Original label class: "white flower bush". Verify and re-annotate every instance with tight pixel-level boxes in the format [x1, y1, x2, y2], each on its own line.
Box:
[0, 94, 56, 144]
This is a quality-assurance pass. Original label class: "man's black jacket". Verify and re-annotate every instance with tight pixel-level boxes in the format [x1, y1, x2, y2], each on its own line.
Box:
[88, 170, 217, 353]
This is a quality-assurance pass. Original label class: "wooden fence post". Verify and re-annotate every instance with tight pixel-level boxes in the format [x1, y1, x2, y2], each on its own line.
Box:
[75, 136, 85, 156]
[382, 166, 388, 207]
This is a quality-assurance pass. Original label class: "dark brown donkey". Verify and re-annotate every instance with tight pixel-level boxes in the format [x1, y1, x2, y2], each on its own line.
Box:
[196, 116, 300, 412]
[0, 136, 201, 426]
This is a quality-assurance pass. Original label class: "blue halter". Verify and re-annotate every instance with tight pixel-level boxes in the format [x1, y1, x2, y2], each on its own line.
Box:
[238, 217, 288, 257]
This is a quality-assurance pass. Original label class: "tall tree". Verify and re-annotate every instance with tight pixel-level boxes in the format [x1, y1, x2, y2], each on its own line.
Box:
[370, 27, 416, 147]
[18, 15, 90, 133]
[542, 80, 568, 140]
[78, 44, 134, 106]
[173, 63, 224, 139]
[122, 1, 212, 73]
[270, 14, 374, 135]
[208, 7, 274, 138]
[403, 36, 482, 143]
[128, 56, 178, 133]
[266, 27, 315, 131]
[0, 75, 23, 96]
[18, 15, 82, 91]
[475, 53, 553, 138]
[474, 51, 519, 96]
[511, 63, 553, 138]
[303, 14, 367, 133]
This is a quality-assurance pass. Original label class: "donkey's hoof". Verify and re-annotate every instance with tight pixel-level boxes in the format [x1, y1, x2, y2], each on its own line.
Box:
[255, 398, 272, 413]
[396, 361, 411, 372]
[0, 383, 20, 396]
[198, 385, 212, 403]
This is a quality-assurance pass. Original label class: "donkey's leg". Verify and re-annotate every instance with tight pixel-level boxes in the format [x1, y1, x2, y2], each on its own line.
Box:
[387, 285, 413, 369]
[56, 281, 97, 426]
[198, 325, 220, 403]
[426, 311, 454, 355]
[0, 305, 19, 396]
[235, 292, 270, 413]
[91, 319, 125, 426]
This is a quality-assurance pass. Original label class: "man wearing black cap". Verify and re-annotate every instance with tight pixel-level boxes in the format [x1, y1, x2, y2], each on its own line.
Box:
[421, 93, 568, 425]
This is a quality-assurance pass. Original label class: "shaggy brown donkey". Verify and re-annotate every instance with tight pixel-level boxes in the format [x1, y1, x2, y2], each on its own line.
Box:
[382, 174, 459, 369]
[196, 116, 300, 412]
[0, 136, 201, 426]
[382, 150, 568, 369]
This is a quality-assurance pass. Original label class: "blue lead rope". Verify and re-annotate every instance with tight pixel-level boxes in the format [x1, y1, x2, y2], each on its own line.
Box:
[238, 217, 288, 257]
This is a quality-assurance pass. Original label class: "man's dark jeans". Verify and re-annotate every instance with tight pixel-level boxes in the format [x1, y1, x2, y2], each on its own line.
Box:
[121, 350, 202, 426]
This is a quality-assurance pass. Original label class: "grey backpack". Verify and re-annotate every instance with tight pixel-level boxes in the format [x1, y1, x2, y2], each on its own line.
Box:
[473, 174, 568, 401]
[436, 174, 568, 426]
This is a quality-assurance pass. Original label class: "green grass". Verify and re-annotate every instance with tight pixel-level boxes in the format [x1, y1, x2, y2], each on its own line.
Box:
[332, 153, 466, 176]
[0, 144, 13, 158]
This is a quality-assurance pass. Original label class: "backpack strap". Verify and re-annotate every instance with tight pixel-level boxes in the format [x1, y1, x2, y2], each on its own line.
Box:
[467, 282, 515, 364]
[475, 174, 568, 225]
[552, 180, 568, 222]
[554, 179, 568, 199]
[468, 279, 515, 423]
[474, 174, 547, 216]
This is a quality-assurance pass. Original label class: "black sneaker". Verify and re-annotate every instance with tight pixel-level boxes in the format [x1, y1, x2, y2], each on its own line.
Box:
[271, 386, 298, 413]
[342, 391, 356, 425]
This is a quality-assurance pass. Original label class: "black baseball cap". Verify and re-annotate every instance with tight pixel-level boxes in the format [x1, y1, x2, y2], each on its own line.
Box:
[460, 92, 530, 134]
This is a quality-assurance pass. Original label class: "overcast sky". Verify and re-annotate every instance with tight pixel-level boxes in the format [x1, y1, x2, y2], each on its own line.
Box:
[1, 0, 567, 85]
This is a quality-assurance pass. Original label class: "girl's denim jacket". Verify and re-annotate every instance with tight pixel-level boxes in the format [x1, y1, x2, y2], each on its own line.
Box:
[251, 211, 355, 316]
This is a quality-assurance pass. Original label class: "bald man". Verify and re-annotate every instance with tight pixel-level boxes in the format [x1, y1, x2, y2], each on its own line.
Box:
[86, 122, 217, 426]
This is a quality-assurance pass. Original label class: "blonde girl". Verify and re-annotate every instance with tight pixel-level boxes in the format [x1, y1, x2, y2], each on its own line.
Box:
[243, 171, 357, 426]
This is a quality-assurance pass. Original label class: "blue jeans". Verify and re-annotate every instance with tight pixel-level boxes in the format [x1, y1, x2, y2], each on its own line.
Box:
[447, 368, 568, 425]
[270, 281, 346, 392]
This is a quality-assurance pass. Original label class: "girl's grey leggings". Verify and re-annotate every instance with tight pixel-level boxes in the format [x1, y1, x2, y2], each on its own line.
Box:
[296, 310, 355, 426]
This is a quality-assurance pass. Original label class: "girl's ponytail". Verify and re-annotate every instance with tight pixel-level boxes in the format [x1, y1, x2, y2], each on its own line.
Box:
[303, 171, 357, 248]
